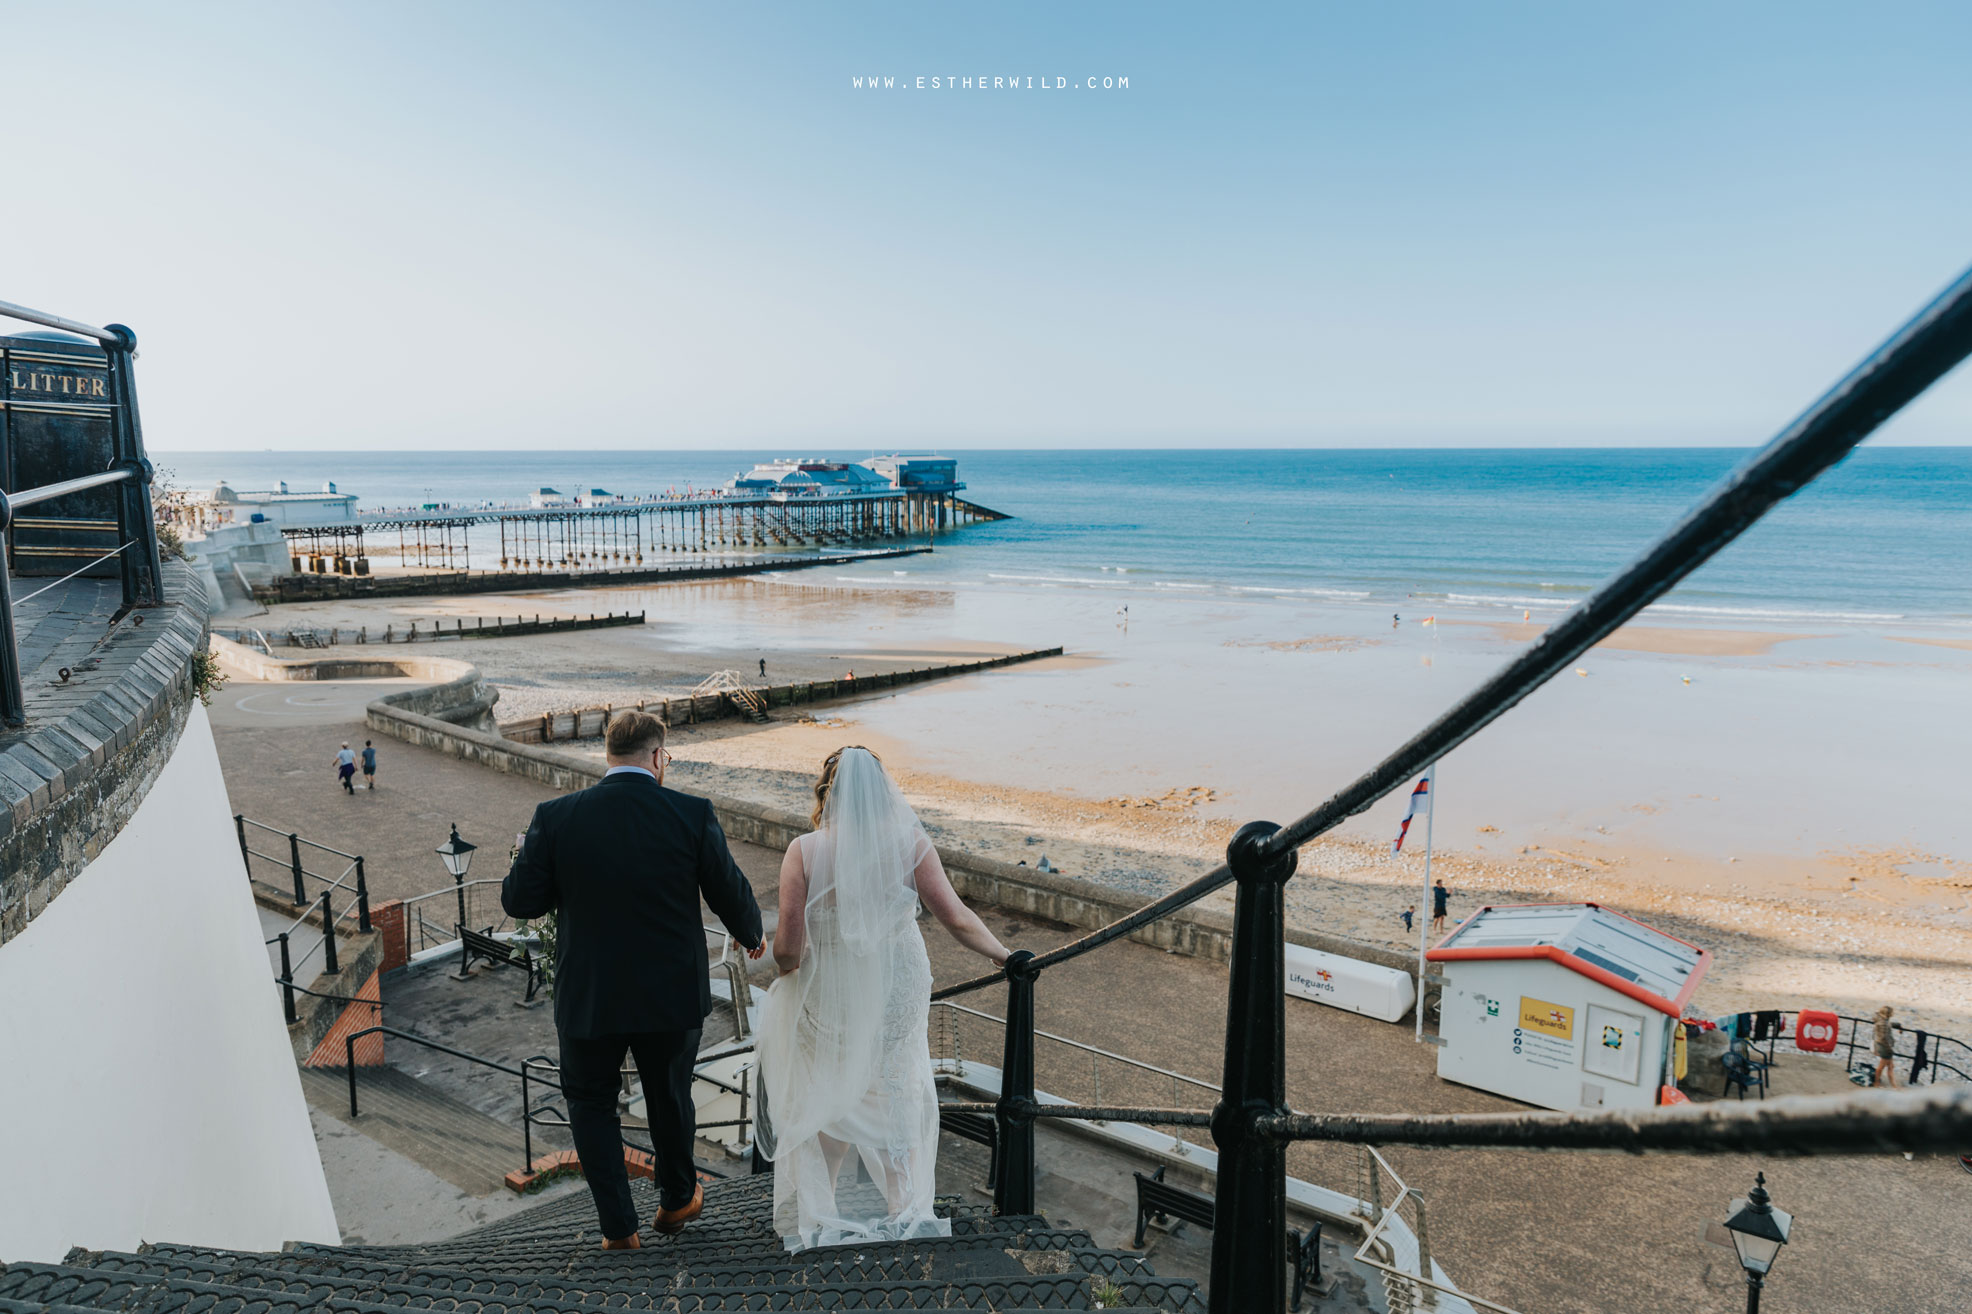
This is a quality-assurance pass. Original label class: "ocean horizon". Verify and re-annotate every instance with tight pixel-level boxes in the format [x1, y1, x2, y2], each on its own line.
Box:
[161, 446, 1972, 629]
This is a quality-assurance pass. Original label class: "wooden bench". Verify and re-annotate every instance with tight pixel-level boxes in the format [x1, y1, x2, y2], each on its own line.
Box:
[938, 1107, 999, 1191]
[458, 925, 543, 1003]
[1132, 1166, 1323, 1308]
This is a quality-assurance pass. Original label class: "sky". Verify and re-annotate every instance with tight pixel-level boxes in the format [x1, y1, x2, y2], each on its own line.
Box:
[4, 2, 1970, 452]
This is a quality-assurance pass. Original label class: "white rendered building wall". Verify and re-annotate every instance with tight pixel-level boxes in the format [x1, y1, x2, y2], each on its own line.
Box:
[0, 703, 338, 1260]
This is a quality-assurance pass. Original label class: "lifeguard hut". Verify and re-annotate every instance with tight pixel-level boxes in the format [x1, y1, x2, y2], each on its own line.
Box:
[1427, 903, 1709, 1112]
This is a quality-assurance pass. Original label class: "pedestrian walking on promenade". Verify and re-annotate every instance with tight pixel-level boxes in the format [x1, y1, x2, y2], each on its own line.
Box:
[1873, 1005, 1900, 1089]
[332, 743, 357, 794]
[361, 740, 378, 790]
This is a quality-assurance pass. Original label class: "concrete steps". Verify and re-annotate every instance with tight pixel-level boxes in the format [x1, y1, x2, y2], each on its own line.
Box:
[9, 1176, 1202, 1312]
[298, 1065, 521, 1194]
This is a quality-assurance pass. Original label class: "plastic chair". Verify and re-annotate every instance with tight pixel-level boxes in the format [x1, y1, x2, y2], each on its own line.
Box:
[1721, 1048, 1770, 1100]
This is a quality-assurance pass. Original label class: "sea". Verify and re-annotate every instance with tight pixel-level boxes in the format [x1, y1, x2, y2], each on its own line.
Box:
[157, 447, 1972, 629]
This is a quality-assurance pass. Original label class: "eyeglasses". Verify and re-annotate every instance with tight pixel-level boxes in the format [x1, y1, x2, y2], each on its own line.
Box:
[654, 747, 674, 766]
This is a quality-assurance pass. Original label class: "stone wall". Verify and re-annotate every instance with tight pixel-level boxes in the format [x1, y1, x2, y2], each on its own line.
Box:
[365, 678, 1425, 984]
[0, 561, 210, 945]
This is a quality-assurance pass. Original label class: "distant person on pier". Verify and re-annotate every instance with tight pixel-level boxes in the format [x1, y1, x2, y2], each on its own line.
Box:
[1430, 879, 1449, 933]
[360, 740, 377, 790]
[331, 743, 357, 794]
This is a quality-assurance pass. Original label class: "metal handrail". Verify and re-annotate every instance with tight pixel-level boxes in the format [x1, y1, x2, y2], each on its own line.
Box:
[1255, 1085, 1972, 1155]
[932, 261, 1972, 1013]
[6, 469, 134, 510]
[239, 815, 363, 862]
[913, 264, 1972, 1311]
[931, 1000, 1221, 1096]
[0, 297, 119, 344]
[1250, 262, 1972, 868]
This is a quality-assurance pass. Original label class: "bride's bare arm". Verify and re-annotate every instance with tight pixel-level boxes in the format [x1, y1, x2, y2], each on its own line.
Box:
[774, 844, 808, 973]
[913, 843, 1011, 967]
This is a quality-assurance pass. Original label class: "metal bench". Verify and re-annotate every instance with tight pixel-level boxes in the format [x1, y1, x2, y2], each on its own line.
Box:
[457, 924, 543, 1002]
[1132, 1166, 1323, 1308]
[938, 1106, 1000, 1191]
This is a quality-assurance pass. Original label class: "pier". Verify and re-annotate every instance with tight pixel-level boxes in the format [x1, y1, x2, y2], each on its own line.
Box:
[278, 489, 1008, 577]
[253, 545, 931, 604]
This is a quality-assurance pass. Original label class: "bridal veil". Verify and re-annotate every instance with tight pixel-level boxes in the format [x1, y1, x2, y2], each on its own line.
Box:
[755, 748, 951, 1250]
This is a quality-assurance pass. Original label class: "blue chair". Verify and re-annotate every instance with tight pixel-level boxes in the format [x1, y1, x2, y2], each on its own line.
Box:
[1721, 1047, 1770, 1100]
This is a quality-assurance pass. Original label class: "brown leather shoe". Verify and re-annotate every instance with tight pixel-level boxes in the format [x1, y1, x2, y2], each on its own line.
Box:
[652, 1182, 703, 1235]
[600, 1232, 641, 1251]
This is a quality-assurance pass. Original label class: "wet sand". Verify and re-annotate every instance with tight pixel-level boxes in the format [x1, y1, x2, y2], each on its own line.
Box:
[1459, 618, 1823, 656]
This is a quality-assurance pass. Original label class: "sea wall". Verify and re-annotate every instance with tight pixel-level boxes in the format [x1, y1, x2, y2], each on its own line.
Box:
[365, 680, 1422, 981]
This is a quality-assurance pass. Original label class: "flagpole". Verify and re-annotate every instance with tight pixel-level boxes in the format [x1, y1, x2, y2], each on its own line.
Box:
[1416, 762, 1436, 1042]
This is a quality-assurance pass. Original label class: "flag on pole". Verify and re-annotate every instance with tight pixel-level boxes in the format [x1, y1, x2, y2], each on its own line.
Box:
[1392, 773, 1432, 854]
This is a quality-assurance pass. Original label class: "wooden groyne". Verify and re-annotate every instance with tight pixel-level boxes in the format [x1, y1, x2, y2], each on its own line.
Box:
[500, 646, 1065, 743]
[216, 610, 644, 651]
[255, 546, 931, 605]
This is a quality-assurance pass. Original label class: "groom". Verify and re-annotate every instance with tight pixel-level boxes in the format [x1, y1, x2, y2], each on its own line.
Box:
[503, 710, 764, 1249]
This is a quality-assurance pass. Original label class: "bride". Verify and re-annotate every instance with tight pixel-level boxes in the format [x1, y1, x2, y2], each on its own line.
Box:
[754, 746, 1011, 1251]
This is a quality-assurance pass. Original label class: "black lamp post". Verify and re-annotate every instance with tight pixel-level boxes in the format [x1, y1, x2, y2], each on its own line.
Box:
[1723, 1172, 1793, 1313]
[436, 823, 477, 935]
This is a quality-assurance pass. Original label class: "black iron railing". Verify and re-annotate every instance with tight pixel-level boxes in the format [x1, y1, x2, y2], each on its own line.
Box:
[239, 814, 370, 1023]
[338, 1026, 750, 1180]
[0, 298, 167, 726]
[922, 263, 1972, 1313]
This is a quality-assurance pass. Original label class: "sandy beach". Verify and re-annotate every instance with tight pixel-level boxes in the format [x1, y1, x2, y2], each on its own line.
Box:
[245, 571, 1972, 1044]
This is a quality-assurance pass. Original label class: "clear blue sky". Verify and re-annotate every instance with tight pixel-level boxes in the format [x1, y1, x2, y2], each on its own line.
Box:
[6, 2, 1969, 451]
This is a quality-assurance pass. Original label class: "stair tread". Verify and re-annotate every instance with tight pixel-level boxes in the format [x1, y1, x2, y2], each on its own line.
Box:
[20, 1174, 1201, 1313]
[298, 1066, 520, 1194]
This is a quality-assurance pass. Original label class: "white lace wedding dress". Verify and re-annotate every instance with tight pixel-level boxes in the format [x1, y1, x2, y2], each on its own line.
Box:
[754, 751, 952, 1251]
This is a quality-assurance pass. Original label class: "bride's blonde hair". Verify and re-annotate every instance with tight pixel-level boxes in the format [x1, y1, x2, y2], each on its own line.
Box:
[812, 745, 882, 827]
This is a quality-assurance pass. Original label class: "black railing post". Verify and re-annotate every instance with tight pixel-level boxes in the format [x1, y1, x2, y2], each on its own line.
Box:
[521, 1060, 533, 1168]
[347, 1034, 360, 1116]
[0, 504, 23, 727]
[289, 833, 307, 904]
[102, 325, 164, 609]
[994, 949, 1039, 1216]
[355, 857, 372, 933]
[320, 889, 340, 974]
[235, 814, 251, 878]
[277, 933, 297, 1025]
[1209, 821, 1297, 1314]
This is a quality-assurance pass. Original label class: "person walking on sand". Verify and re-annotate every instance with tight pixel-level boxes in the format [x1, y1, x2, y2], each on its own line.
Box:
[1401, 905, 1415, 935]
[331, 743, 357, 794]
[759, 657, 767, 680]
[756, 746, 1011, 1251]
[1873, 1005, 1900, 1088]
[503, 710, 765, 1250]
[1430, 879, 1449, 934]
[360, 740, 377, 790]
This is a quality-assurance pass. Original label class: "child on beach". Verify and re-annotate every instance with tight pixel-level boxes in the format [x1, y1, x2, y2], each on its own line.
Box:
[332, 743, 357, 794]
[1401, 905, 1415, 934]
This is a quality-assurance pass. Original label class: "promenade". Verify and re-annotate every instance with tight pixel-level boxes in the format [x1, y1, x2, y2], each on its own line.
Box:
[206, 677, 1972, 1314]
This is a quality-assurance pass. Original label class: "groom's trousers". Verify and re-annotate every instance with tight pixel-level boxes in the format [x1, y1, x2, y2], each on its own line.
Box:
[560, 1028, 702, 1239]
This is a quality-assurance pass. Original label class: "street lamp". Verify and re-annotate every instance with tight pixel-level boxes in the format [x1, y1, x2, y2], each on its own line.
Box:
[1722, 1172, 1793, 1313]
[436, 824, 478, 937]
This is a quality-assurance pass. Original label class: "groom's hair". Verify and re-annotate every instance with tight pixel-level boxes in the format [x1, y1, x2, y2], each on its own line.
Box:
[605, 709, 667, 761]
